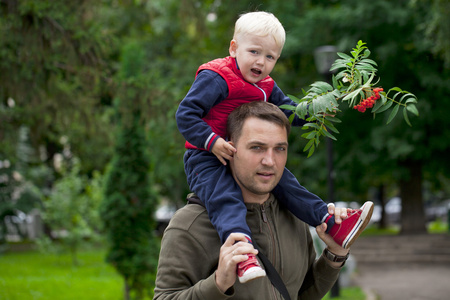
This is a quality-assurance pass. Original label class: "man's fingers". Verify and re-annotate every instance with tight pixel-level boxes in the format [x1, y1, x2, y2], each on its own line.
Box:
[223, 233, 248, 247]
[230, 245, 258, 257]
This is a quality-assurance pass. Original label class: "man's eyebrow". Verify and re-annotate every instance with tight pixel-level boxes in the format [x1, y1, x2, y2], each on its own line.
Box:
[246, 140, 289, 147]
[276, 142, 289, 147]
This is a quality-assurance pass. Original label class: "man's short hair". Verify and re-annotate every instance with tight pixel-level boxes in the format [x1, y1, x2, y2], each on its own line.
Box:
[227, 101, 291, 143]
[233, 11, 286, 50]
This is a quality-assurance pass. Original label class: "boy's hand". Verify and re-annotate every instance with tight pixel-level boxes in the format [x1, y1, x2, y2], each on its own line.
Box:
[212, 138, 237, 165]
[327, 203, 351, 224]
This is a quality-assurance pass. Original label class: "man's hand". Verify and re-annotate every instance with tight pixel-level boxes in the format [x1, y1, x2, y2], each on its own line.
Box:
[211, 138, 237, 165]
[316, 204, 351, 267]
[315, 222, 350, 267]
[215, 233, 258, 293]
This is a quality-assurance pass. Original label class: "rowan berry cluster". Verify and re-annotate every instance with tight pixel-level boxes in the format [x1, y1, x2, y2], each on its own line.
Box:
[353, 87, 384, 113]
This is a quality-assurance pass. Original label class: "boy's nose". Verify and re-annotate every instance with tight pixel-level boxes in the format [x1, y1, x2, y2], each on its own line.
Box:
[256, 56, 264, 66]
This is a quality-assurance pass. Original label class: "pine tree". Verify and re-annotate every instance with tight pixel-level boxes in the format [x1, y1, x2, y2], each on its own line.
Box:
[100, 41, 159, 300]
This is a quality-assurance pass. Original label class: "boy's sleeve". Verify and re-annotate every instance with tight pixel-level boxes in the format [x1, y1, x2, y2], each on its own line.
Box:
[269, 82, 307, 127]
[176, 70, 228, 150]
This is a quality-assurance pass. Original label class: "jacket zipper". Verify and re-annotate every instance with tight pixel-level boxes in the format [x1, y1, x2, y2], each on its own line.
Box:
[261, 204, 268, 223]
[253, 83, 267, 102]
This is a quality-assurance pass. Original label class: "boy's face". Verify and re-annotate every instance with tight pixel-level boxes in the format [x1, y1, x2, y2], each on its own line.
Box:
[229, 33, 282, 84]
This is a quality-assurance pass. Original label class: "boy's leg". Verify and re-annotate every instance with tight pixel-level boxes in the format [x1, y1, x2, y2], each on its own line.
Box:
[273, 167, 373, 249]
[272, 167, 329, 227]
[184, 150, 252, 242]
[184, 150, 265, 283]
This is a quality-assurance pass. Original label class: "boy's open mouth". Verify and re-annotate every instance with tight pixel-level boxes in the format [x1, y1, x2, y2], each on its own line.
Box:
[251, 68, 262, 75]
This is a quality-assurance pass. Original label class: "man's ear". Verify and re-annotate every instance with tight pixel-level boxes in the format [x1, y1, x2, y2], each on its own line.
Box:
[229, 40, 237, 57]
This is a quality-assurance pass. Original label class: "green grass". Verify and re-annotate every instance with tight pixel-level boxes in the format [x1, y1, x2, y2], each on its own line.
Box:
[323, 287, 367, 300]
[428, 219, 449, 234]
[361, 220, 450, 236]
[0, 247, 123, 300]
[361, 224, 400, 236]
[0, 244, 368, 300]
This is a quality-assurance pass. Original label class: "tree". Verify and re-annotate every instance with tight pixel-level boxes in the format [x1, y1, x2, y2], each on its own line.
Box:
[281, 0, 450, 234]
[100, 41, 159, 300]
[42, 158, 101, 265]
[0, 0, 115, 175]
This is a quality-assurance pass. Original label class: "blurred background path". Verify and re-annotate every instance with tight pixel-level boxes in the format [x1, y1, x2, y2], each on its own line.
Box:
[351, 234, 450, 300]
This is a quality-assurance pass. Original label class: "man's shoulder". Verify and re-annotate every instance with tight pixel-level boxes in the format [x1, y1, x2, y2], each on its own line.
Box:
[164, 203, 221, 254]
[166, 203, 215, 233]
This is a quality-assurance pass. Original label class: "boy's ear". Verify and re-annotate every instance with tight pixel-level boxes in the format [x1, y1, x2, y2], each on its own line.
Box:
[229, 40, 237, 57]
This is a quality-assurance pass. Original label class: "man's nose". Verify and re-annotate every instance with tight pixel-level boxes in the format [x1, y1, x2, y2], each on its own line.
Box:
[261, 150, 275, 166]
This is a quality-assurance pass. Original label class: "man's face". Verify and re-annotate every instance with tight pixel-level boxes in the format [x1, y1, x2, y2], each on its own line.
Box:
[229, 33, 281, 84]
[229, 117, 288, 204]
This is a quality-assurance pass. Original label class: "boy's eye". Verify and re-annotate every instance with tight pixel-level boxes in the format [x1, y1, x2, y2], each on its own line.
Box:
[250, 50, 258, 54]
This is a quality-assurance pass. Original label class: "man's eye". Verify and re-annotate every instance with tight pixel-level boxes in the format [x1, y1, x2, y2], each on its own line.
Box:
[276, 147, 286, 151]
[251, 146, 262, 150]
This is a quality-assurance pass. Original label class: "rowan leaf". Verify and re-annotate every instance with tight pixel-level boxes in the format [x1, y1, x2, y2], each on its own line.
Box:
[373, 99, 393, 114]
[303, 139, 315, 152]
[403, 107, 412, 127]
[322, 128, 337, 140]
[406, 103, 419, 116]
[387, 103, 400, 124]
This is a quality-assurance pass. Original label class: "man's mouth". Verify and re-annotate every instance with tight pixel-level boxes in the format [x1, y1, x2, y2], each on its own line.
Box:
[257, 172, 274, 179]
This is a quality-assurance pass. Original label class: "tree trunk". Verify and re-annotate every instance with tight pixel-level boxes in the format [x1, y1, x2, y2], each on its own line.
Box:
[399, 160, 427, 234]
[124, 279, 130, 300]
[377, 184, 388, 229]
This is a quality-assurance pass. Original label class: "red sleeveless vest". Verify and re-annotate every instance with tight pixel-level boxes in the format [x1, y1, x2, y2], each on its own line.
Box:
[185, 56, 275, 150]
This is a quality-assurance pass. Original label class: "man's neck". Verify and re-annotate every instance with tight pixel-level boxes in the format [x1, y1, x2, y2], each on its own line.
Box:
[242, 192, 271, 205]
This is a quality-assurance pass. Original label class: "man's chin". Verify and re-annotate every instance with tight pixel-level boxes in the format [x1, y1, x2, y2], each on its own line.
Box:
[249, 183, 277, 195]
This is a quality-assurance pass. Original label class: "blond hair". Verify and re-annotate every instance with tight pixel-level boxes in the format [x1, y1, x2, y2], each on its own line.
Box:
[233, 11, 286, 50]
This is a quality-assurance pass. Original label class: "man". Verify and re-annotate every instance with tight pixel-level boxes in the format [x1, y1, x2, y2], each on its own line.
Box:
[154, 101, 352, 299]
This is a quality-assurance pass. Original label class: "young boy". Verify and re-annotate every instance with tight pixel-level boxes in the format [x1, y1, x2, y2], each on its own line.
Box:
[176, 11, 373, 283]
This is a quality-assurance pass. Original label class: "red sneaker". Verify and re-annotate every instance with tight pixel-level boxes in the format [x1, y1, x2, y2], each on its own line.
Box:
[329, 201, 374, 249]
[237, 253, 266, 283]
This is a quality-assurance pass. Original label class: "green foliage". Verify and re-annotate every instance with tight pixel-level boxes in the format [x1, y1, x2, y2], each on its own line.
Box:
[100, 112, 159, 299]
[282, 40, 419, 157]
[100, 41, 159, 300]
[0, 0, 115, 174]
[411, 0, 450, 68]
[0, 0, 449, 260]
[41, 158, 102, 265]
